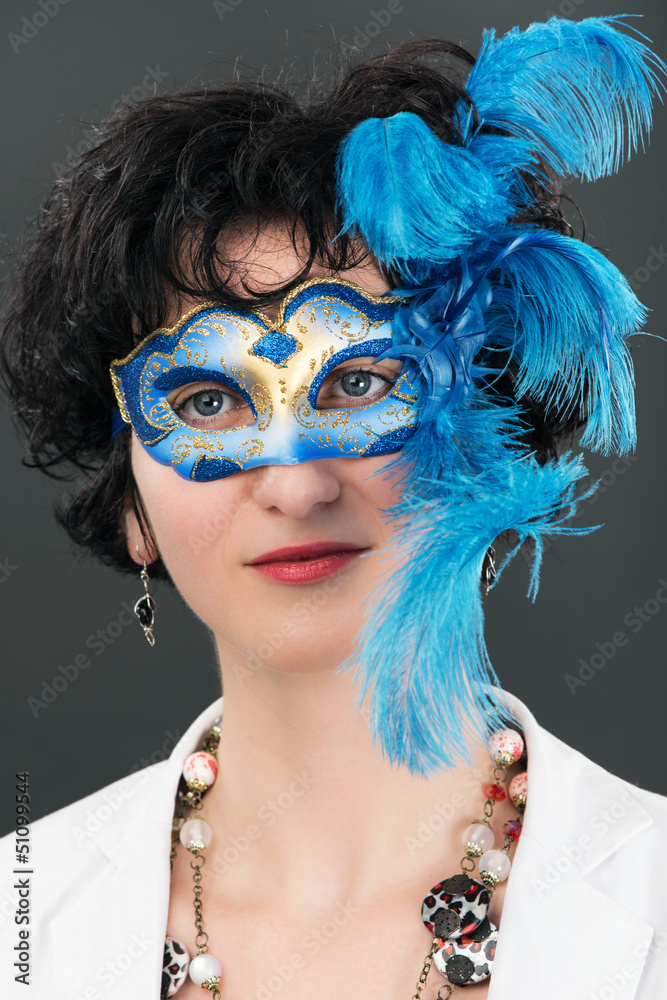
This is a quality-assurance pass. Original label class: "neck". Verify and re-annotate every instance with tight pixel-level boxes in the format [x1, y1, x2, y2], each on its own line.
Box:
[201, 637, 494, 914]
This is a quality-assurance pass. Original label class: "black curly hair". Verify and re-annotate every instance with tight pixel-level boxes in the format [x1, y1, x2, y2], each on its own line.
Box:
[0, 37, 584, 585]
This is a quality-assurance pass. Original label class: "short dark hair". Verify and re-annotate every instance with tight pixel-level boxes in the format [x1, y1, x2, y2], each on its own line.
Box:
[0, 37, 583, 583]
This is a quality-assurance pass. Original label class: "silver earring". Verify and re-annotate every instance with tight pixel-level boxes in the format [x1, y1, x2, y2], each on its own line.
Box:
[134, 546, 157, 646]
[483, 545, 497, 596]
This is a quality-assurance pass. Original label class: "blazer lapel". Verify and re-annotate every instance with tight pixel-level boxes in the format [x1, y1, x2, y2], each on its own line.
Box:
[489, 689, 655, 1000]
[50, 698, 224, 999]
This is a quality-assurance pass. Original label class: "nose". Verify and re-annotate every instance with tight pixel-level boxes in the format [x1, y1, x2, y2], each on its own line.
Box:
[249, 459, 341, 518]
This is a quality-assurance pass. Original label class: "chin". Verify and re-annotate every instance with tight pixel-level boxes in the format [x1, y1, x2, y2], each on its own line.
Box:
[217, 618, 360, 679]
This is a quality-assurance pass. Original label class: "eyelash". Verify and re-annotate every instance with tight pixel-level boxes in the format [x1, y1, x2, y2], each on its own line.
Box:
[171, 387, 242, 428]
[329, 366, 396, 394]
[170, 365, 398, 427]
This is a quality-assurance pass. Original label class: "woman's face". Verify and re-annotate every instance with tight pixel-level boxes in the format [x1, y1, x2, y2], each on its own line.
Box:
[123, 221, 411, 675]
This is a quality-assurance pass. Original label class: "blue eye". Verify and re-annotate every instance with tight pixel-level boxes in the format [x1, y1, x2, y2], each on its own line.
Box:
[182, 389, 228, 417]
[335, 371, 376, 396]
[171, 385, 253, 429]
[320, 367, 397, 408]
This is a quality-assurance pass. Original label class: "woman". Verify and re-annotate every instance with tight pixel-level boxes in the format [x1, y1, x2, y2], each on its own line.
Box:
[1, 13, 666, 1000]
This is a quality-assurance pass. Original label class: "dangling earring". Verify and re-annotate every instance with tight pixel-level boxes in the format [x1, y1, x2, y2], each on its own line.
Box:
[483, 544, 497, 596]
[134, 544, 157, 646]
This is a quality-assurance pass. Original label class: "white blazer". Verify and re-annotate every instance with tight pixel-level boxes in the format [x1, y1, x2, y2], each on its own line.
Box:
[1, 688, 666, 999]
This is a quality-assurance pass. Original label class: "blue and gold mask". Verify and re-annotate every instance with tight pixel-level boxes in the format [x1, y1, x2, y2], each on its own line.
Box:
[109, 277, 422, 481]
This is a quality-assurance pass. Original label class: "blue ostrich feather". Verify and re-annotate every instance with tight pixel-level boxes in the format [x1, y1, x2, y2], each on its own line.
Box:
[376, 227, 644, 456]
[463, 15, 667, 190]
[470, 226, 645, 455]
[333, 111, 515, 280]
[326, 14, 665, 776]
[333, 18, 667, 282]
[335, 394, 604, 775]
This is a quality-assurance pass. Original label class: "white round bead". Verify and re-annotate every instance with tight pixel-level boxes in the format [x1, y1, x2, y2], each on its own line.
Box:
[189, 953, 222, 987]
[179, 818, 212, 853]
[462, 822, 494, 852]
[479, 849, 511, 882]
[488, 727, 525, 766]
[183, 751, 218, 790]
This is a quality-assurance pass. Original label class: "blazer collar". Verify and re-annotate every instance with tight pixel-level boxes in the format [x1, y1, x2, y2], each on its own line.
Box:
[50, 691, 654, 999]
[489, 688, 655, 1000]
[49, 698, 224, 1000]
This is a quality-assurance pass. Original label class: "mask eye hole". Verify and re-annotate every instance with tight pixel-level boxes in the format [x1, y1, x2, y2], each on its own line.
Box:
[168, 381, 256, 430]
[314, 358, 405, 410]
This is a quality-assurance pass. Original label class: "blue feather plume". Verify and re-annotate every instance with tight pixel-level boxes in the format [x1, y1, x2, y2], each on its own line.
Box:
[470, 227, 645, 455]
[333, 17, 667, 280]
[464, 15, 667, 190]
[379, 227, 644, 456]
[328, 14, 664, 776]
[335, 391, 604, 775]
[334, 112, 514, 278]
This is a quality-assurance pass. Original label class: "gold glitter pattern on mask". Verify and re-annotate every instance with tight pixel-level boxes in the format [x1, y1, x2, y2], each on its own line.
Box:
[109, 277, 421, 472]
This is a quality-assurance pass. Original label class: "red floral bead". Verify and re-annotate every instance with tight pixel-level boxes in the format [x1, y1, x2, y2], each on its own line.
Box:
[484, 783, 506, 802]
[503, 819, 522, 841]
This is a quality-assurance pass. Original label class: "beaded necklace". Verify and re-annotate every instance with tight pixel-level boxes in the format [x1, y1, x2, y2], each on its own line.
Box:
[162, 724, 526, 999]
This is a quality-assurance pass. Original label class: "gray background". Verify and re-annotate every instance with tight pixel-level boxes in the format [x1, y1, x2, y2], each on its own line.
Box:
[1, 0, 665, 836]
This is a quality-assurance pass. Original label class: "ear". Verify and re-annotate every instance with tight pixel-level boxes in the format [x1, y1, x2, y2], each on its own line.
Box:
[121, 496, 160, 566]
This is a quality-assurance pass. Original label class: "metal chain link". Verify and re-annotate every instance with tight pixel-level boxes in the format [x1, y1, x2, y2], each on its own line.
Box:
[170, 724, 477, 1000]
[409, 935, 458, 1000]
[410, 935, 439, 1000]
[191, 853, 209, 951]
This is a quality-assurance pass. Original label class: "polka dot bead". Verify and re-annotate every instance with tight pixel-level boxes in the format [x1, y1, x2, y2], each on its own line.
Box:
[488, 728, 525, 767]
[422, 874, 497, 987]
[422, 874, 490, 938]
[433, 926, 498, 985]
[508, 770, 528, 808]
[162, 937, 190, 998]
[182, 751, 218, 791]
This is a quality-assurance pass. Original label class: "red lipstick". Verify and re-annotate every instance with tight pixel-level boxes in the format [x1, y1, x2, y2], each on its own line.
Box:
[247, 541, 367, 583]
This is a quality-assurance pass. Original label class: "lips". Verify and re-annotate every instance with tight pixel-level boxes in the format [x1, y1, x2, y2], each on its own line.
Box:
[247, 541, 366, 565]
[247, 542, 367, 584]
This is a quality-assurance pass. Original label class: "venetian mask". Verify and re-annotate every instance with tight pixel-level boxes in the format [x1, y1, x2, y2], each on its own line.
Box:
[109, 277, 422, 481]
